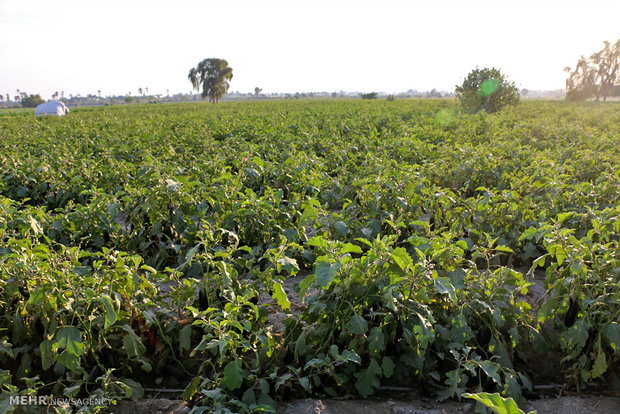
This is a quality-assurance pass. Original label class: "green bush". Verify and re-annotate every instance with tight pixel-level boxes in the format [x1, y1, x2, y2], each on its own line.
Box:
[455, 67, 520, 113]
[21, 94, 45, 108]
[360, 92, 378, 100]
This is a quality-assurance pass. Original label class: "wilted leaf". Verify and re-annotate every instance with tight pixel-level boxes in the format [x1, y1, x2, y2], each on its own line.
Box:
[589, 351, 608, 379]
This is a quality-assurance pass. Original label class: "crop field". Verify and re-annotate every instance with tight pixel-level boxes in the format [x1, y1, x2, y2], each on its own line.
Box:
[0, 100, 619, 413]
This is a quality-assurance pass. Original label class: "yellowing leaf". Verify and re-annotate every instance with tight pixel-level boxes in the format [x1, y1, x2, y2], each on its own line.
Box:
[272, 281, 290, 311]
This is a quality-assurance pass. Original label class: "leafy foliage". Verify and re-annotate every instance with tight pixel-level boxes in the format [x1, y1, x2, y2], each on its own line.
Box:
[20, 94, 45, 108]
[455, 67, 520, 113]
[360, 92, 378, 100]
[0, 100, 618, 412]
[565, 39, 620, 102]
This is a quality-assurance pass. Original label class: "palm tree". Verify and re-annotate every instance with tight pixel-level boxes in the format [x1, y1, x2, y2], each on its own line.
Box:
[138, 88, 143, 97]
[188, 58, 233, 103]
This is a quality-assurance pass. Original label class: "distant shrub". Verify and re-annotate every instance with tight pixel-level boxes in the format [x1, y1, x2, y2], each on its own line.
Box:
[21, 94, 45, 108]
[124, 97, 134, 103]
[455, 67, 520, 113]
[386, 95, 395, 101]
[360, 92, 378, 100]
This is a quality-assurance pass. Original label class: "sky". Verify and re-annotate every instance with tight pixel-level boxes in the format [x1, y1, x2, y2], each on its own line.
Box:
[0, 0, 619, 100]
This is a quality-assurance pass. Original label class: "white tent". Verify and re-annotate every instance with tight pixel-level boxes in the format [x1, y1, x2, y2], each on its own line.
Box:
[35, 101, 70, 116]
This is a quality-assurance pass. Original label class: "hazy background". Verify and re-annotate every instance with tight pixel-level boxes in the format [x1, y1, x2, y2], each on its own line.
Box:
[1, 0, 619, 99]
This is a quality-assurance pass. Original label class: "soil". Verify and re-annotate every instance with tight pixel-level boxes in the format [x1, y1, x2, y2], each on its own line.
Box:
[107, 395, 620, 413]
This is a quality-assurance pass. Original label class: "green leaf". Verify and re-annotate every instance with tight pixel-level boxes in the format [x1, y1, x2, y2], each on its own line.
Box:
[272, 281, 290, 311]
[334, 221, 349, 236]
[277, 256, 299, 275]
[299, 377, 311, 390]
[298, 273, 316, 302]
[182, 244, 200, 267]
[182, 376, 203, 400]
[346, 313, 368, 335]
[449, 313, 474, 343]
[462, 392, 530, 414]
[479, 360, 501, 385]
[381, 356, 395, 378]
[368, 327, 385, 354]
[589, 351, 608, 379]
[341, 349, 362, 364]
[223, 360, 244, 391]
[39, 339, 53, 370]
[547, 243, 567, 265]
[603, 323, 620, 352]
[121, 378, 144, 400]
[123, 327, 146, 358]
[495, 245, 514, 253]
[556, 212, 574, 223]
[518, 227, 538, 242]
[300, 205, 318, 224]
[53, 327, 85, 356]
[315, 261, 342, 288]
[98, 296, 118, 330]
[391, 247, 413, 272]
[341, 243, 363, 254]
[354, 359, 382, 397]
[294, 331, 307, 359]
[179, 324, 192, 353]
[560, 319, 590, 353]
[72, 266, 91, 276]
[434, 277, 457, 303]
[27, 288, 46, 306]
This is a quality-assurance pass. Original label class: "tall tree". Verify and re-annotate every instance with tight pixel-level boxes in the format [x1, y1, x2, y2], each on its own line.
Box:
[254, 87, 262, 97]
[188, 58, 233, 103]
[565, 39, 620, 102]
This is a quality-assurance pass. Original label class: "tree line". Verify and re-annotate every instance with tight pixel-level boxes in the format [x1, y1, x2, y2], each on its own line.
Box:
[188, 40, 618, 111]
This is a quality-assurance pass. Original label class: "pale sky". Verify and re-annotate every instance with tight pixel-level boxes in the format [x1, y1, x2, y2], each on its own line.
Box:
[1, 0, 619, 99]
